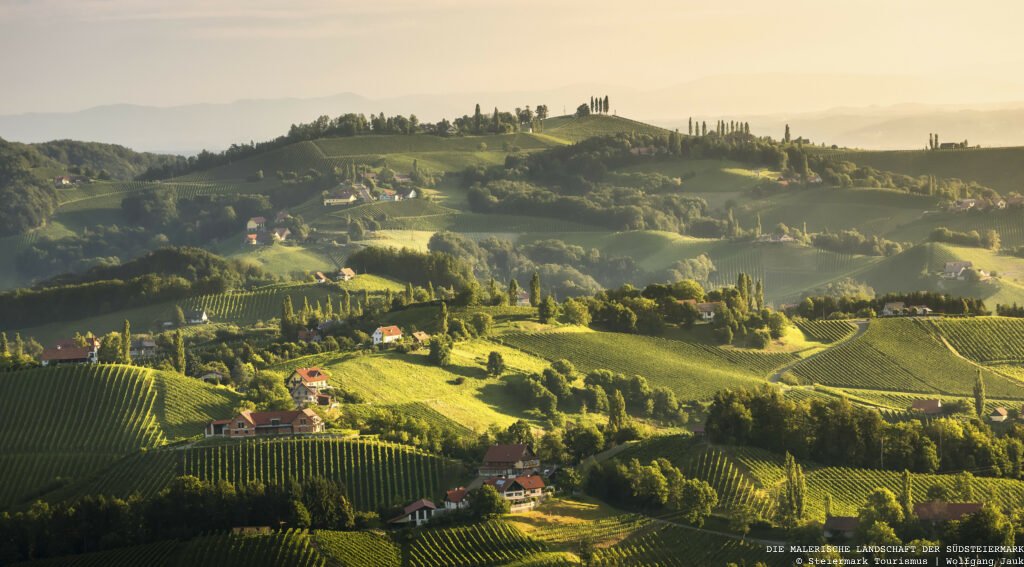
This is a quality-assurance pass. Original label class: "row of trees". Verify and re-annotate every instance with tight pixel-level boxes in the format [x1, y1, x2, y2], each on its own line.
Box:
[929, 227, 1001, 250]
[795, 291, 988, 320]
[706, 386, 1024, 477]
[0, 475, 359, 563]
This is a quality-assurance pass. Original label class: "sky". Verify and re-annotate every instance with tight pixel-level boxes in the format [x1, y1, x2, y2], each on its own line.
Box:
[3, 0, 1024, 114]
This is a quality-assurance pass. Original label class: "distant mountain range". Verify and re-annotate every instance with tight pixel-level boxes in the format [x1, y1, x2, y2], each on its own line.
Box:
[5, 73, 1024, 153]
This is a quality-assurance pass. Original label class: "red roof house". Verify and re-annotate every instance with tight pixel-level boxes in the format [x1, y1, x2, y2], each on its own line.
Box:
[207, 408, 323, 438]
[389, 499, 436, 526]
[480, 444, 540, 477]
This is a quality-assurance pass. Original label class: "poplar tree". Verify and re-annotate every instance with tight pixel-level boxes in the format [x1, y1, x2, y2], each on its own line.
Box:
[174, 331, 186, 374]
[121, 320, 132, 364]
[607, 390, 628, 432]
[899, 469, 913, 520]
[508, 279, 520, 304]
[405, 282, 414, 304]
[529, 272, 542, 307]
[438, 302, 449, 337]
[603, 95, 609, 113]
[281, 296, 295, 339]
[688, 117, 693, 135]
[784, 124, 791, 143]
[974, 370, 986, 417]
[0, 332, 8, 357]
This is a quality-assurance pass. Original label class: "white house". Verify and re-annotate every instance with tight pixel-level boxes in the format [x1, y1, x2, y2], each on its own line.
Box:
[323, 189, 358, 207]
[695, 302, 721, 321]
[990, 407, 1009, 423]
[373, 325, 403, 345]
[881, 302, 905, 316]
[187, 310, 209, 324]
[943, 261, 973, 280]
[389, 499, 436, 527]
[338, 267, 356, 281]
[444, 487, 469, 511]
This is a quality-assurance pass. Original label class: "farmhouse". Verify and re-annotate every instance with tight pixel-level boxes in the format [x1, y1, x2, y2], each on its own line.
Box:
[951, 198, 976, 212]
[187, 309, 209, 324]
[389, 499, 436, 527]
[288, 367, 330, 390]
[40, 337, 101, 366]
[695, 302, 721, 321]
[315, 271, 329, 284]
[290, 382, 332, 407]
[200, 371, 225, 384]
[881, 302, 905, 316]
[338, 267, 357, 281]
[909, 399, 942, 415]
[373, 325, 403, 345]
[907, 305, 933, 316]
[483, 475, 546, 510]
[54, 175, 73, 187]
[479, 444, 540, 477]
[397, 187, 418, 199]
[913, 501, 982, 523]
[943, 261, 973, 280]
[515, 290, 531, 307]
[378, 189, 402, 202]
[246, 217, 267, 232]
[444, 488, 470, 511]
[129, 338, 158, 359]
[205, 408, 323, 438]
[412, 331, 431, 345]
[297, 328, 322, 343]
[323, 189, 358, 207]
[823, 516, 859, 540]
[990, 407, 1009, 423]
[272, 228, 291, 242]
[755, 234, 796, 244]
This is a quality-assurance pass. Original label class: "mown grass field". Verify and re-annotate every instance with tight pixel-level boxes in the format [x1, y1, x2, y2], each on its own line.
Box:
[501, 327, 793, 401]
[790, 318, 1024, 397]
[0, 365, 238, 508]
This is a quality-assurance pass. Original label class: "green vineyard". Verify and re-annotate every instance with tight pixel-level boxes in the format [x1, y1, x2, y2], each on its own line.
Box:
[502, 329, 792, 400]
[407, 520, 547, 567]
[0, 365, 239, 508]
[64, 437, 467, 512]
[794, 319, 858, 343]
[929, 317, 1024, 364]
[591, 524, 785, 566]
[790, 318, 1024, 397]
[314, 530, 402, 567]
[17, 529, 324, 567]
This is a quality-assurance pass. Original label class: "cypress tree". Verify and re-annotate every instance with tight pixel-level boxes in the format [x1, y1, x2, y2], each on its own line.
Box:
[508, 279, 520, 304]
[784, 124, 791, 143]
[607, 390, 628, 432]
[0, 331, 8, 357]
[900, 469, 913, 519]
[427, 281, 435, 300]
[603, 95, 609, 113]
[974, 369, 986, 417]
[121, 319, 132, 364]
[529, 272, 542, 307]
[701, 121, 707, 136]
[688, 117, 693, 135]
[341, 289, 351, 316]
[281, 296, 295, 339]
[174, 331, 186, 374]
[438, 302, 449, 336]
[405, 282, 414, 304]
[13, 333, 24, 358]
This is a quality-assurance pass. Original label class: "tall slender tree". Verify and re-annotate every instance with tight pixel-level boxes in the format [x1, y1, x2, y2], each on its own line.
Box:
[784, 124, 791, 143]
[974, 370, 986, 418]
[121, 319, 132, 364]
[899, 469, 913, 520]
[688, 117, 693, 135]
[603, 95, 609, 113]
[438, 302, 449, 337]
[281, 296, 295, 339]
[174, 331, 186, 374]
[508, 279, 520, 304]
[529, 272, 542, 307]
[0, 331, 8, 358]
[607, 390, 628, 432]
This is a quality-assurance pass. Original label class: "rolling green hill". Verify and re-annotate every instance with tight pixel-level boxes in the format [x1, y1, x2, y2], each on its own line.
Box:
[501, 327, 793, 400]
[541, 114, 669, 143]
[790, 318, 1024, 397]
[819, 146, 1024, 194]
[0, 365, 239, 509]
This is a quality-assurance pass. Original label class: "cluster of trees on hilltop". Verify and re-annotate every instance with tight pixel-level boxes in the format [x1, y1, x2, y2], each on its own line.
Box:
[0, 248, 275, 329]
[345, 246, 476, 290]
[795, 291, 987, 319]
[707, 386, 1024, 478]
[0, 475, 362, 563]
[929, 227, 1001, 250]
[811, 228, 906, 257]
[139, 103, 547, 180]
[0, 138, 59, 236]
[32, 139, 182, 180]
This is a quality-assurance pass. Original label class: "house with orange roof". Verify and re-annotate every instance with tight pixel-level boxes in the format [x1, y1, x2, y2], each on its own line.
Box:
[205, 408, 323, 438]
[373, 325, 403, 345]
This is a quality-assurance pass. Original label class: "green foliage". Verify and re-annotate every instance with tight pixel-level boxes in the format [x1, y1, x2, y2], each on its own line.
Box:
[314, 530, 401, 567]
[407, 520, 543, 567]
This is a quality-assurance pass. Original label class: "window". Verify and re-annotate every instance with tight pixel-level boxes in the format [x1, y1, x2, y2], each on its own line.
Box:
[270, 418, 281, 426]
[237, 422, 244, 428]
[300, 419, 307, 425]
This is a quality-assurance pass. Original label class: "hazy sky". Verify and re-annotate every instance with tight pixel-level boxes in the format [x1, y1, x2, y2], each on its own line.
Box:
[3, 0, 1024, 114]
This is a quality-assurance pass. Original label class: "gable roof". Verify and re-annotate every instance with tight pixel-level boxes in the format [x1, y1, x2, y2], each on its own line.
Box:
[235, 408, 318, 427]
[339, 267, 356, 277]
[446, 487, 468, 503]
[823, 516, 859, 532]
[514, 475, 545, 490]
[483, 444, 533, 463]
[293, 367, 328, 383]
[248, 216, 267, 224]
[695, 301, 721, 313]
[389, 499, 436, 522]
[41, 346, 94, 361]
[883, 301, 905, 310]
[991, 407, 1008, 417]
[412, 331, 431, 342]
[375, 325, 402, 337]
[914, 501, 983, 522]
[910, 399, 942, 413]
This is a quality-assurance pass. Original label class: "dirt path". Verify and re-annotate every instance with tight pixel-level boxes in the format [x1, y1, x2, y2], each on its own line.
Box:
[769, 319, 869, 384]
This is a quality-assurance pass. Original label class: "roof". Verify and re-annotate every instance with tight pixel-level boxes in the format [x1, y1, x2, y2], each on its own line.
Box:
[991, 407, 1008, 416]
[483, 444, 533, 464]
[824, 516, 859, 532]
[514, 475, 545, 490]
[483, 475, 545, 493]
[41, 346, 94, 361]
[375, 325, 402, 337]
[339, 267, 356, 276]
[944, 261, 973, 272]
[910, 399, 942, 413]
[293, 367, 328, 383]
[274, 228, 291, 238]
[695, 301, 721, 313]
[412, 331, 431, 342]
[389, 499, 436, 522]
[446, 487, 468, 503]
[235, 408, 319, 427]
[914, 501, 983, 522]
[249, 216, 266, 224]
[883, 302, 905, 309]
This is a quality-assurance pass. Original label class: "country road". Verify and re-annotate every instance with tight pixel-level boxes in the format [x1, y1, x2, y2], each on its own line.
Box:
[769, 319, 869, 384]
